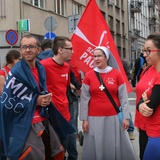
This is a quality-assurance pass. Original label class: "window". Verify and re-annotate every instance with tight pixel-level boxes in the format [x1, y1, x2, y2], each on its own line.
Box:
[122, 23, 125, 35]
[108, 16, 113, 31]
[54, 0, 66, 16]
[115, 0, 119, 7]
[101, 11, 105, 19]
[72, 2, 82, 15]
[123, 48, 126, 57]
[121, 0, 124, 10]
[116, 34, 121, 46]
[117, 46, 121, 56]
[30, 0, 45, 8]
[116, 19, 120, 34]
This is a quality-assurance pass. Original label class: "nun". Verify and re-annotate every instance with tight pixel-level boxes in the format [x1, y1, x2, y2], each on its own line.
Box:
[80, 46, 137, 160]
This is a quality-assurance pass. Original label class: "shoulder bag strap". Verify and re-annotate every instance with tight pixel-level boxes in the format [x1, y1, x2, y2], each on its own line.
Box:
[94, 71, 119, 113]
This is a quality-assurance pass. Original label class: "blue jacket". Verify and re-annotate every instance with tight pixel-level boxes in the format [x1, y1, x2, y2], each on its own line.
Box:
[0, 59, 75, 159]
[37, 49, 54, 60]
[0, 59, 47, 159]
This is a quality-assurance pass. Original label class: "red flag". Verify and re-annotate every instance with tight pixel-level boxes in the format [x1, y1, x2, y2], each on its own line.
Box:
[70, 0, 132, 92]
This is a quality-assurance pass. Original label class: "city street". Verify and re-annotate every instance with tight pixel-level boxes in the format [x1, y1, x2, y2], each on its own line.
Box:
[76, 91, 140, 160]
[0, 1, 159, 160]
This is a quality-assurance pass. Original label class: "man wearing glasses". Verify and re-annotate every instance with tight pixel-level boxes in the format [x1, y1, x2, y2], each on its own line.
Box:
[40, 36, 76, 159]
[0, 35, 64, 160]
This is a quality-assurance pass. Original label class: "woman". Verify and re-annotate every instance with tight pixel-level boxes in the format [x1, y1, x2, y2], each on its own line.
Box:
[0, 49, 21, 160]
[80, 46, 137, 160]
[136, 33, 160, 160]
[0, 49, 21, 94]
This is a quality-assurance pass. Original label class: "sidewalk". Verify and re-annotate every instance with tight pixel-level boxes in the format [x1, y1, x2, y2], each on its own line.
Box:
[76, 104, 140, 160]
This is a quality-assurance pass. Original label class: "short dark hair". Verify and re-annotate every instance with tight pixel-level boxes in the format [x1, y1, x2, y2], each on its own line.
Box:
[20, 35, 41, 47]
[41, 39, 52, 50]
[52, 36, 71, 55]
[6, 50, 21, 65]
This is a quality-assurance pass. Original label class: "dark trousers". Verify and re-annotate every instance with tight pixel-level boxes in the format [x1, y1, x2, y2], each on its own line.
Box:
[0, 140, 6, 160]
[139, 129, 148, 160]
[66, 103, 78, 160]
[67, 133, 78, 160]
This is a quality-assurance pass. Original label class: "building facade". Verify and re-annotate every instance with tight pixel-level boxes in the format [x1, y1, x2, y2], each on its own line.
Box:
[0, 0, 130, 67]
[1, 0, 159, 68]
[129, 0, 160, 66]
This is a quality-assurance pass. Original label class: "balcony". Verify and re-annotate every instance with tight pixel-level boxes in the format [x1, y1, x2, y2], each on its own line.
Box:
[149, 15, 159, 26]
[149, 18, 159, 26]
[129, 29, 141, 39]
[130, 1, 142, 13]
[149, 18, 156, 25]
[148, 1, 155, 8]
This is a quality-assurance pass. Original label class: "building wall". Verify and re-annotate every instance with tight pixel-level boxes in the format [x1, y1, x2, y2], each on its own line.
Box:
[128, 0, 160, 66]
[1, 0, 20, 30]
[0, 0, 129, 67]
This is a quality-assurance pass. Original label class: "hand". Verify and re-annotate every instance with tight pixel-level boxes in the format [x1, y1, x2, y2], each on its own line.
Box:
[70, 83, 76, 90]
[139, 100, 153, 117]
[76, 89, 81, 97]
[122, 119, 129, 130]
[132, 87, 136, 92]
[82, 120, 89, 133]
[36, 93, 52, 107]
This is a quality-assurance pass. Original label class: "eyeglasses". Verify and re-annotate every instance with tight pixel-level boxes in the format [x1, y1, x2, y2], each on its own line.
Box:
[142, 49, 159, 55]
[62, 47, 73, 51]
[93, 55, 105, 58]
[20, 45, 39, 50]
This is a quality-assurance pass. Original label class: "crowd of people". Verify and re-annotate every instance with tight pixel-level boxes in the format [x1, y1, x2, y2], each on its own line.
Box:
[0, 32, 160, 160]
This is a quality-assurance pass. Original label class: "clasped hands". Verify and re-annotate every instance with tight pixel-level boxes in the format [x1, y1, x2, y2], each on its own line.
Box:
[36, 93, 52, 107]
[139, 92, 153, 117]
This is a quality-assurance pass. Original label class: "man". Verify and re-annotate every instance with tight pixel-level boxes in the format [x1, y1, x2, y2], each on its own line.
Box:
[67, 70, 81, 160]
[69, 65, 83, 134]
[0, 35, 64, 160]
[37, 39, 54, 60]
[131, 53, 147, 91]
[40, 36, 76, 159]
[121, 58, 135, 140]
[121, 58, 131, 81]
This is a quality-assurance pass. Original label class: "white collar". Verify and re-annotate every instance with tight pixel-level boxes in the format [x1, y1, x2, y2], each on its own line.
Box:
[94, 66, 113, 73]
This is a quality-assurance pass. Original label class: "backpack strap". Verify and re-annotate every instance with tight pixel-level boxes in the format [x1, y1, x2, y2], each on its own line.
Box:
[136, 56, 144, 78]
